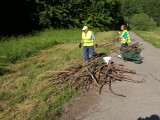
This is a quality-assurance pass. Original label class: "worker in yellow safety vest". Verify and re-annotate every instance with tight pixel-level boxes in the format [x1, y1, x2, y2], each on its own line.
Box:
[119, 24, 131, 52]
[79, 26, 98, 62]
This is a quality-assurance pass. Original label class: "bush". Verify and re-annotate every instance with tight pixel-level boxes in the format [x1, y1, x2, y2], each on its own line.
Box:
[129, 13, 157, 31]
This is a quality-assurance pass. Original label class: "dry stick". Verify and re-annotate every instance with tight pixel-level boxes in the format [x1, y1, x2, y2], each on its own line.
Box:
[108, 76, 126, 97]
[84, 79, 91, 91]
[82, 57, 102, 67]
[122, 78, 146, 83]
[149, 73, 160, 82]
[111, 49, 121, 56]
[46, 70, 70, 73]
[124, 73, 146, 83]
[105, 62, 113, 75]
[52, 86, 65, 96]
[73, 78, 86, 90]
[98, 64, 112, 95]
[108, 74, 122, 81]
[97, 64, 107, 80]
[114, 65, 136, 74]
[86, 68, 99, 86]
[99, 82, 106, 95]
[108, 73, 145, 83]
[52, 79, 63, 84]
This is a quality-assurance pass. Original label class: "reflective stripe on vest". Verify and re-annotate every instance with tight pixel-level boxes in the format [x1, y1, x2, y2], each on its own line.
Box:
[82, 31, 94, 46]
[121, 30, 131, 44]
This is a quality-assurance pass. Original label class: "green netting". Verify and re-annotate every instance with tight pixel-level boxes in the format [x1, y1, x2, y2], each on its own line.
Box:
[121, 51, 142, 64]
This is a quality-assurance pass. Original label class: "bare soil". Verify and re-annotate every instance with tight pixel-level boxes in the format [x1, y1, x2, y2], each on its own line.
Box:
[59, 32, 160, 120]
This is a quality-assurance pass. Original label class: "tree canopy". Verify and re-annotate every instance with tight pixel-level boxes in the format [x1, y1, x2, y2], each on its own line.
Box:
[0, 0, 121, 35]
[120, 0, 160, 30]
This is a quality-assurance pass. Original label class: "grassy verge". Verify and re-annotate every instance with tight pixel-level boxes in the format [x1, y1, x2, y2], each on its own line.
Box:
[0, 30, 117, 120]
[133, 27, 160, 48]
[0, 29, 82, 64]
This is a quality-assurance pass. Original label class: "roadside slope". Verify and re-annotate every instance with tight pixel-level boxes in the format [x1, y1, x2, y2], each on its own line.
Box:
[0, 31, 116, 120]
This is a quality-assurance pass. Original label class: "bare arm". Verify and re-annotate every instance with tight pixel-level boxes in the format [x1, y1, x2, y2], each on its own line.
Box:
[91, 32, 96, 44]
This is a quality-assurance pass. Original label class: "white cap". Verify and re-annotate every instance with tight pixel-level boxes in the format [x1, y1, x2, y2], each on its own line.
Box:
[82, 26, 88, 30]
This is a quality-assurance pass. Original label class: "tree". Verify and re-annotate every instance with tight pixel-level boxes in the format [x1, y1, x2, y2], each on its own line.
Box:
[129, 13, 157, 31]
[119, 0, 160, 27]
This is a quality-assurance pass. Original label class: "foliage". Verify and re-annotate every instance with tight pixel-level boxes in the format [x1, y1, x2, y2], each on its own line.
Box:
[0, 0, 121, 36]
[141, 0, 160, 26]
[129, 13, 157, 31]
[119, 0, 160, 28]
[1, 0, 160, 35]
[37, 0, 121, 29]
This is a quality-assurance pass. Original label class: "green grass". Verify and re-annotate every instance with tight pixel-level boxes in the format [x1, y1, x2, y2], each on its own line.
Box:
[134, 27, 160, 48]
[0, 29, 82, 64]
[0, 30, 117, 120]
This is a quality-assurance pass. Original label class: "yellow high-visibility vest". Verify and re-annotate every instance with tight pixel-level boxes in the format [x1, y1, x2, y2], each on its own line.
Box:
[82, 31, 94, 46]
[121, 30, 131, 44]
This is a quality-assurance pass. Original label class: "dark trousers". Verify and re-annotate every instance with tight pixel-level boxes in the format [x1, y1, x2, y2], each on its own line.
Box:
[83, 46, 97, 61]
[120, 43, 128, 52]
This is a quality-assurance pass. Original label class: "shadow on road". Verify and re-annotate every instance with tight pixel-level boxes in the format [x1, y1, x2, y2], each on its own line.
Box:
[137, 114, 160, 120]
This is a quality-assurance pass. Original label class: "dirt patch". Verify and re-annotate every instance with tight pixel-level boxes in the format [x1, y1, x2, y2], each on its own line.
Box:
[59, 87, 100, 120]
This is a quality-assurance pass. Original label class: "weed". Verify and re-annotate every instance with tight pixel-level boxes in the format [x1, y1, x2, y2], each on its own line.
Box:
[0, 91, 13, 101]
[45, 89, 77, 120]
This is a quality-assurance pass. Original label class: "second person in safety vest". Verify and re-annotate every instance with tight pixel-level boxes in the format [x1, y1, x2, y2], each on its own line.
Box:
[79, 26, 98, 62]
[119, 24, 131, 51]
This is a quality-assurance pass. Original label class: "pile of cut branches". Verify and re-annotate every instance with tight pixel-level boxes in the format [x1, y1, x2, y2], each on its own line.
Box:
[122, 42, 143, 53]
[49, 57, 145, 97]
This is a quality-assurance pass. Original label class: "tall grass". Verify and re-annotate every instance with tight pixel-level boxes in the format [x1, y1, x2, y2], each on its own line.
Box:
[0, 29, 81, 64]
[134, 27, 160, 48]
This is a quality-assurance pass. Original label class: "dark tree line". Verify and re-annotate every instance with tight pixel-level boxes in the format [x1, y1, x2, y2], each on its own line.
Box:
[0, 0, 122, 36]
[1, 0, 39, 36]
[0, 0, 160, 36]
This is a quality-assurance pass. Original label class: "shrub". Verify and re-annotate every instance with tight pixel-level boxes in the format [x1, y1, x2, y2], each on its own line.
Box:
[129, 13, 157, 31]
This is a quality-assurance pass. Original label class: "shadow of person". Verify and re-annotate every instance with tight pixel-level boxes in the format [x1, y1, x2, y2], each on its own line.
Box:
[137, 114, 160, 120]
[90, 52, 106, 60]
[96, 52, 106, 57]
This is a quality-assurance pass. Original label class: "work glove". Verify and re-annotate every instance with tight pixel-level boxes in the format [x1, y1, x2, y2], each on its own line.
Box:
[95, 44, 98, 48]
[116, 37, 120, 40]
[79, 43, 82, 48]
